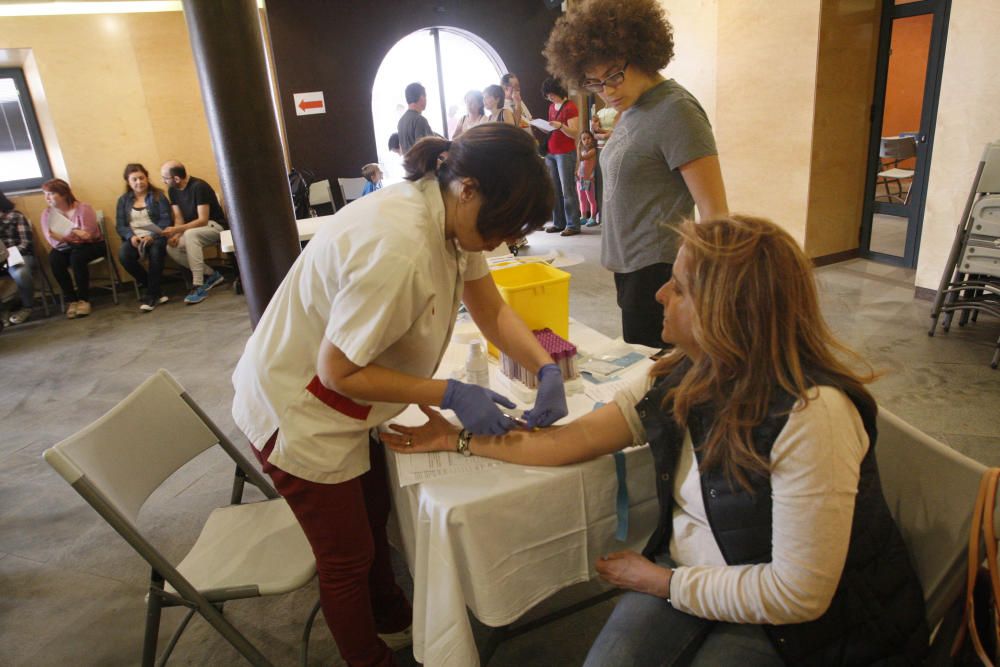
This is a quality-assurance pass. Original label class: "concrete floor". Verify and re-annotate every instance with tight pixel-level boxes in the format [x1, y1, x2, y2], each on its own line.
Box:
[2, 224, 999, 666]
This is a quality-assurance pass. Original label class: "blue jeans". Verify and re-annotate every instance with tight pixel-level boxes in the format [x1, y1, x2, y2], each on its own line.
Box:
[584, 555, 783, 667]
[545, 151, 580, 231]
[119, 236, 167, 299]
[7, 253, 36, 308]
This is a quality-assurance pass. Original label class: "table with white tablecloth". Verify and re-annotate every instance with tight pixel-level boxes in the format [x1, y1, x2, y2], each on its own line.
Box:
[385, 321, 660, 666]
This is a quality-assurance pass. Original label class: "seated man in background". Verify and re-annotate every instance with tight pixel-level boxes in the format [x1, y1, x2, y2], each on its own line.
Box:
[160, 160, 227, 305]
[360, 163, 382, 196]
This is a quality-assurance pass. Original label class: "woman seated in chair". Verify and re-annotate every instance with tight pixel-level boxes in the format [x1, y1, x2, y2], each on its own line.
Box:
[387, 215, 930, 666]
[0, 189, 38, 325]
[115, 163, 173, 312]
[40, 178, 105, 319]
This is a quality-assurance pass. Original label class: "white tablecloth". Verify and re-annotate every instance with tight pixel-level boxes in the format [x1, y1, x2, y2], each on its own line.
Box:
[386, 321, 659, 666]
[219, 214, 331, 253]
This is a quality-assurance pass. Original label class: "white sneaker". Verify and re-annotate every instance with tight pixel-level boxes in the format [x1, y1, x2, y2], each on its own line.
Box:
[8, 308, 31, 325]
[378, 625, 412, 651]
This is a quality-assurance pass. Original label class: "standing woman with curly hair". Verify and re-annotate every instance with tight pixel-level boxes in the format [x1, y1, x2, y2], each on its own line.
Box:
[544, 0, 729, 348]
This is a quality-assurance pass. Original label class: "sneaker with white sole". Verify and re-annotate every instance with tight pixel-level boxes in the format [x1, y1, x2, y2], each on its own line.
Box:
[378, 625, 413, 651]
[8, 307, 31, 325]
[203, 271, 225, 291]
[184, 286, 209, 305]
[140, 295, 169, 312]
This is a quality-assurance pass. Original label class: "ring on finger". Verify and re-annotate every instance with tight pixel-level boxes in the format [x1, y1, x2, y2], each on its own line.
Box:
[405, 437, 413, 448]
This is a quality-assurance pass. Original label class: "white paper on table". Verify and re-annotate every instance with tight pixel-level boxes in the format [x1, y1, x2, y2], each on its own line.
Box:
[46, 210, 74, 237]
[5, 245, 24, 266]
[529, 118, 557, 133]
[582, 358, 653, 405]
[394, 450, 503, 487]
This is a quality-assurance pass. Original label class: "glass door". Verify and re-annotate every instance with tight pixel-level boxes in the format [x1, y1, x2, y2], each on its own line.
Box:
[860, 0, 950, 267]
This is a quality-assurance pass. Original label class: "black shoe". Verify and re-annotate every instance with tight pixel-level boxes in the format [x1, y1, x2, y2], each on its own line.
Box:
[545, 226, 565, 233]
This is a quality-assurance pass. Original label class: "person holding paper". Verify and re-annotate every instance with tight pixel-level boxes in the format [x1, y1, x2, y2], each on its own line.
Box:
[232, 124, 566, 667]
[543, 0, 728, 348]
[541, 77, 582, 237]
[385, 215, 929, 666]
[115, 163, 173, 312]
[0, 190, 37, 325]
[40, 179, 105, 319]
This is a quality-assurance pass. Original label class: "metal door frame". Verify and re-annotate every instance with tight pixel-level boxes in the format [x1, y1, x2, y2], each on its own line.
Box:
[860, 0, 951, 267]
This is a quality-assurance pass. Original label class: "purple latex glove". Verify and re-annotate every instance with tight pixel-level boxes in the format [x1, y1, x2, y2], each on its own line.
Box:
[441, 379, 518, 435]
[522, 363, 568, 428]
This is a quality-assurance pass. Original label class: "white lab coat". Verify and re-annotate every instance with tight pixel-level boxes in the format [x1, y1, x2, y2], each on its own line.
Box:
[232, 177, 488, 484]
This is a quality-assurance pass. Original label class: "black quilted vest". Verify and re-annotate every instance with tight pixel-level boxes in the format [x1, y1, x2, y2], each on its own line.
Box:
[637, 361, 928, 665]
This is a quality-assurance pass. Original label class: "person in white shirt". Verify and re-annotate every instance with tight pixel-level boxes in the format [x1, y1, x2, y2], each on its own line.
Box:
[501, 72, 533, 134]
[232, 123, 566, 667]
[386, 215, 929, 665]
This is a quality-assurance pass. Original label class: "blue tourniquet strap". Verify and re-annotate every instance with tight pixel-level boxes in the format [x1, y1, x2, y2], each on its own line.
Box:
[613, 450, 629, 542]
[592, 400, 629, 542]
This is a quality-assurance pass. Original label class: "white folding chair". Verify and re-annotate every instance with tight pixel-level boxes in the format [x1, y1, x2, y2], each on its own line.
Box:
[876, 136, 917, 204]
[308, 179, 335, 216]
[337, 177, 367, 204]
[43, 370, 318, 667]
[875, 407, 995, 658]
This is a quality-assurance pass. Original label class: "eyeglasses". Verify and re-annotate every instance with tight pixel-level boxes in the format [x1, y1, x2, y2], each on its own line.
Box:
[581, 63, 628, 93]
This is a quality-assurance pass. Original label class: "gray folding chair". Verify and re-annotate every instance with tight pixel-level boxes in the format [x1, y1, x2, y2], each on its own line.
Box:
[43, 369, 318, 666]
[875, 407, 995, 657]
[338, 177, 367, 204]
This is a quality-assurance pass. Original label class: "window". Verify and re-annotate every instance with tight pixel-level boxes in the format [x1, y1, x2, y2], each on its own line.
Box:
[0, 67, 53, 191]
[371, 28, 507, 179]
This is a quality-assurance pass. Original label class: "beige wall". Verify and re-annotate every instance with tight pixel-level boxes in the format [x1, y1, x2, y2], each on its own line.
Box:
[804, 0, 881, 259]
[658, 0, 718, 127]
[916, 0, 1000, 290]
[0, 11, 219, 273]
[714, 1, 822, 244]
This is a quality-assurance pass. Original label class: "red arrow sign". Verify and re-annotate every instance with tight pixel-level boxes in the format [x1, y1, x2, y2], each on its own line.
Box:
[299, 99, 324, 111]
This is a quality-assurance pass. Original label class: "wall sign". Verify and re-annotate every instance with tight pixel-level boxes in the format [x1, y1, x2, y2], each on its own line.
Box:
[293, 91, 326, 116]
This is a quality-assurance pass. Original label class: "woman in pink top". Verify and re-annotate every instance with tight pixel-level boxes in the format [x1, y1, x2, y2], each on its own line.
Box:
[40, 178, 105, 318]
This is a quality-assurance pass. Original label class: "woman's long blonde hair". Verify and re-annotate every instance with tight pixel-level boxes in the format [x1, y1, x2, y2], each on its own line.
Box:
[653, 215, 876, 490]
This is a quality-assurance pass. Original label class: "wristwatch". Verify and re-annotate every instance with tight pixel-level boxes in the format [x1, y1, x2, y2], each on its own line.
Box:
[456, 429, 472, 457]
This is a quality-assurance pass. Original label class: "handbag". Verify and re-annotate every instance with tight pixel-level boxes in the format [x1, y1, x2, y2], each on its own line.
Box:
[952, 468, 1000, 665]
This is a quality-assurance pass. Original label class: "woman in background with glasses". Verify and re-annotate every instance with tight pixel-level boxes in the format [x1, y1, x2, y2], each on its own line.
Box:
[544, 0, 728, 348]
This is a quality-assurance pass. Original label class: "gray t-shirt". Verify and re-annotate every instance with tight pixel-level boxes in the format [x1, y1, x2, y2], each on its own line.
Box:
[397, 109, 434, 152]
[599, 79, 717, 273]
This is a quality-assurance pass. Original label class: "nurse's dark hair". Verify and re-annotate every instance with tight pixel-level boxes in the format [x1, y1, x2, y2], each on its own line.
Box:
[404, 124, 554, 240]
[0, 190, 14, 213]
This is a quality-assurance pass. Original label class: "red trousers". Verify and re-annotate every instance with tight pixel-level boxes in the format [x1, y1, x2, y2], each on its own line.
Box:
[254, 433, 411, 667]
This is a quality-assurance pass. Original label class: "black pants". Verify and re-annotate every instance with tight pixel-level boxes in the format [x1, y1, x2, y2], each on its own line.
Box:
[119, 237, 167, 299]
[49, 241, 106, 302]
[614, 262, 673, 348]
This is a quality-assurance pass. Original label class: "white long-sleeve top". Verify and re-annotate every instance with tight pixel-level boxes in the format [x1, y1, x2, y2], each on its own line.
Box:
[613, 376, 870, 625]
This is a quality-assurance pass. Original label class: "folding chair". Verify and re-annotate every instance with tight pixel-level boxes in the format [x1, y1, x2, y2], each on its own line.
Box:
[308, 179, 335, 217]
[43, 370, 318, 666]
[875, 407, 995, 659]
[91, 211, 127, 304]
[337, 177, 367, 204]
[875, 136, 917, 204]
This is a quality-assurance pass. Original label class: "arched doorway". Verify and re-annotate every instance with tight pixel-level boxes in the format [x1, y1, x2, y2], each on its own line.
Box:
[372, 27, 507, 179]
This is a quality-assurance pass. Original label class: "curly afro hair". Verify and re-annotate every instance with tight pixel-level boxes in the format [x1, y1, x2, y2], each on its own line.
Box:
[543, 0, 675, 88]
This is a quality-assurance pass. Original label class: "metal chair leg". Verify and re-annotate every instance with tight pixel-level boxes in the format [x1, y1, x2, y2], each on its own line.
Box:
[142, 570, 166, 667]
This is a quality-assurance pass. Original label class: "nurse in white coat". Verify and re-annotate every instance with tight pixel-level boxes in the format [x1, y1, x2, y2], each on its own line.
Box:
[232, 124, 565, 667]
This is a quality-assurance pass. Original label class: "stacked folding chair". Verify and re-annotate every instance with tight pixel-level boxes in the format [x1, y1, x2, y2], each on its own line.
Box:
[929, 140, 1000, 369]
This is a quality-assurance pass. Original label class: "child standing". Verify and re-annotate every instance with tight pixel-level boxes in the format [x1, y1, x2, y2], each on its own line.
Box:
[361, 163, 383, 197]
[577, 130, 598, 226]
